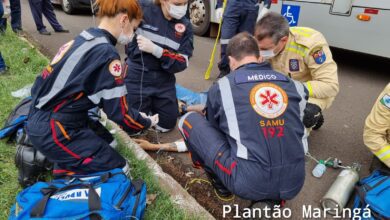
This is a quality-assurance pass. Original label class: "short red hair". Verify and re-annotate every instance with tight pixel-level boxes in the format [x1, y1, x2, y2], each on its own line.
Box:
[95, 0, 142, 20]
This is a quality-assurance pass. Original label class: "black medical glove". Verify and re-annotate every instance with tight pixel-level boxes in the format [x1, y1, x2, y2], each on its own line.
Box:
[303, 103, 323, 129]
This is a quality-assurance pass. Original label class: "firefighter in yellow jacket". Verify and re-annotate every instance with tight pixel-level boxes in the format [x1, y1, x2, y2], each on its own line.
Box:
[364, 83, 390, 169]
[255, 12, 339, 129]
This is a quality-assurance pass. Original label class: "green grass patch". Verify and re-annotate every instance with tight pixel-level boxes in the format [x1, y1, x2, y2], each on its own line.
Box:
[0, 28, 192, 219]
[0, 27, 48, 218]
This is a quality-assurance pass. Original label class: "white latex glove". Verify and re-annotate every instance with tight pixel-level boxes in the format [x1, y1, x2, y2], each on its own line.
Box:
[140, 112, 159, 128]
[215, 8, 224, 22]
[136, 35, 163, 58]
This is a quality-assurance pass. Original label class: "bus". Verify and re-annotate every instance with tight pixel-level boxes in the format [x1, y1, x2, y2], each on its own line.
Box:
[189, 0, 390, 59]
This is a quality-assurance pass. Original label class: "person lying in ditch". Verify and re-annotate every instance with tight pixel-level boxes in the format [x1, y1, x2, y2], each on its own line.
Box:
[176, 32, 308, 203]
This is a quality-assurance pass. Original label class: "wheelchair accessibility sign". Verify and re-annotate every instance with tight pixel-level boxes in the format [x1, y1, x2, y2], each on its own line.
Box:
[281, 4, 300, 27]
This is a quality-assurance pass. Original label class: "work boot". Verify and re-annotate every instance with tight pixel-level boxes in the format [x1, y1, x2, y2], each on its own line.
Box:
[205, 171, 233, 199]
[39, 29, 51, 35]
[55, 29, 70, 33]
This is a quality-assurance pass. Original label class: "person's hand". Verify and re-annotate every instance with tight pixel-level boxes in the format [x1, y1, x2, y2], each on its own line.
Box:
[187, 104, 206, 115]
[140, 112, 159, 127]
[137, 35, 163, 58]
[215, 8, 224, 22]
[303, 103, 323, 128]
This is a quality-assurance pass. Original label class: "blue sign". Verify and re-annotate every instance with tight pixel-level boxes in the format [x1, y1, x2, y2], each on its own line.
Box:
[281, 4, 300, 27]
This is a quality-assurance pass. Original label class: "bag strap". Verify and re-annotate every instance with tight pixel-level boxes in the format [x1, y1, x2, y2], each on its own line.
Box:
[30, 183, 102, 218]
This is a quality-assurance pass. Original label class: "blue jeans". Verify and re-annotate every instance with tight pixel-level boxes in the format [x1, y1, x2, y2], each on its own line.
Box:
[0, 0, 22, 32]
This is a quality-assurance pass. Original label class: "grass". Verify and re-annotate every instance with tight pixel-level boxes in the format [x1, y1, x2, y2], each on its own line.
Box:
[0, 28, 193, 219]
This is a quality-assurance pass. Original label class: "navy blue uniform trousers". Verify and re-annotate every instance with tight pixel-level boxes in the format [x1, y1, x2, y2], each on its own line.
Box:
[178, 112, 304, 201]
[219, 4, 258, 73]
[28, 0, 62, 32]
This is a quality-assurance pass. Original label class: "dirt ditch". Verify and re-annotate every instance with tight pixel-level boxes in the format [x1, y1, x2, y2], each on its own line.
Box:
[137, 131, 252, 219]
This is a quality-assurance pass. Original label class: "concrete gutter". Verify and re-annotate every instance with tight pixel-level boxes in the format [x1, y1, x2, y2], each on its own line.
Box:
[107, 120, 215, 220]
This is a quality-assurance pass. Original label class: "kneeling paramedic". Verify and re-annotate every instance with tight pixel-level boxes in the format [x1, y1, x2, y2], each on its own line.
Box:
[255, 12, 339, 130]
[364, 83, 390, 172]
[179, 33, 307, 201]
[125, 0, 194, 133]
[26, 0, 159, 177]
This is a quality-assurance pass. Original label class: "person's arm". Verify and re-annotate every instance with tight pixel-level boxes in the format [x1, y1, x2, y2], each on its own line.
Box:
[85, 48, 155, 133]
[137, 23, 194, 74]
[363, 83, 390, 168]
[133, 139, 187, 152]
[304, 36, 339, 102]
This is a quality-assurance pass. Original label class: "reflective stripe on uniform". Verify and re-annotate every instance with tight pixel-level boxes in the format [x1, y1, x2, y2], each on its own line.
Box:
[178, 112, 195, 140]
[220, 39, 230, 45]
[286, 41, 309, 57]
[80, 30, 95, 41]
[36, 35, 109, 109]
[305, 81, 314, 97]
[290, 27, 315, 38]
[293, 80, 309, 153]
[374, 145, 390, 161]
[218, 77, 248, 159]
[136, 28, 180, 50]
[88, 85, 128, 104]
[180, 53, 189, 67]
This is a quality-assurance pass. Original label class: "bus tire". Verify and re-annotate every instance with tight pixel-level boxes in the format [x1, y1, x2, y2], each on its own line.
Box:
[189, 0, 210, 36]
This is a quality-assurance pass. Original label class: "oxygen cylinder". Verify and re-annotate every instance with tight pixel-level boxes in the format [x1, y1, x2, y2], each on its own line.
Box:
[320, 165, 360, 215]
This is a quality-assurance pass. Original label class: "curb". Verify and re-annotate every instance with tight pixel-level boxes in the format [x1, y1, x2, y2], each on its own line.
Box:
[107, 120, 215, 220]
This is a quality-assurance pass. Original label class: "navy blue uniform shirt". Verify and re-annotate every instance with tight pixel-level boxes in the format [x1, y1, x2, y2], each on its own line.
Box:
[30, 28, 150, 133]
[125, 0, 194, 75]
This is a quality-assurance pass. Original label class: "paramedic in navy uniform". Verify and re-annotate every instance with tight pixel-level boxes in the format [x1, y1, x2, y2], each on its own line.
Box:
[26, 0, 159, 176]
[125, 0, 194, 133]
[179, 33, 307, 201]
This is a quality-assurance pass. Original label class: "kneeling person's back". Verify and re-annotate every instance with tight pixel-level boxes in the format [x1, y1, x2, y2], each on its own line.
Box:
[207, 33, 308, 200]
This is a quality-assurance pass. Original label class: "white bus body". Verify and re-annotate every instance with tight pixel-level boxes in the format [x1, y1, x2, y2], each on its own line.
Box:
[189, 0, 390, 58]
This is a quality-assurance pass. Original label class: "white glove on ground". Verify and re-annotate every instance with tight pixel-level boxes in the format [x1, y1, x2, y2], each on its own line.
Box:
[137, 35, 163, 58]
[215, 8, 224, 22]
[140, 112, 159, 128]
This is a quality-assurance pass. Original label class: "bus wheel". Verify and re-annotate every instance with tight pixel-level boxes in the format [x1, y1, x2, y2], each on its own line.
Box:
[189, 0, 210, 36]
[61, 0, 75, 14]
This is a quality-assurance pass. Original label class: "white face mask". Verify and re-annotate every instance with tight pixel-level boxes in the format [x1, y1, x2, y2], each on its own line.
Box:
[167, 3, 187, 20]
[118, 30, 134, 45]
[260, 49, 276, 59]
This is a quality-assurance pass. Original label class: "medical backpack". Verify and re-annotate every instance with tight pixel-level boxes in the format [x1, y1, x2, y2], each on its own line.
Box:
[9, 168, 147, 220]
[352, 169, 390, 220]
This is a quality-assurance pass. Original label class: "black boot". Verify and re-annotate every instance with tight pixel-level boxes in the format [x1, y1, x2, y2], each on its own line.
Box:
[205, 171, 233, 199]
[15, 145, 52, 188]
